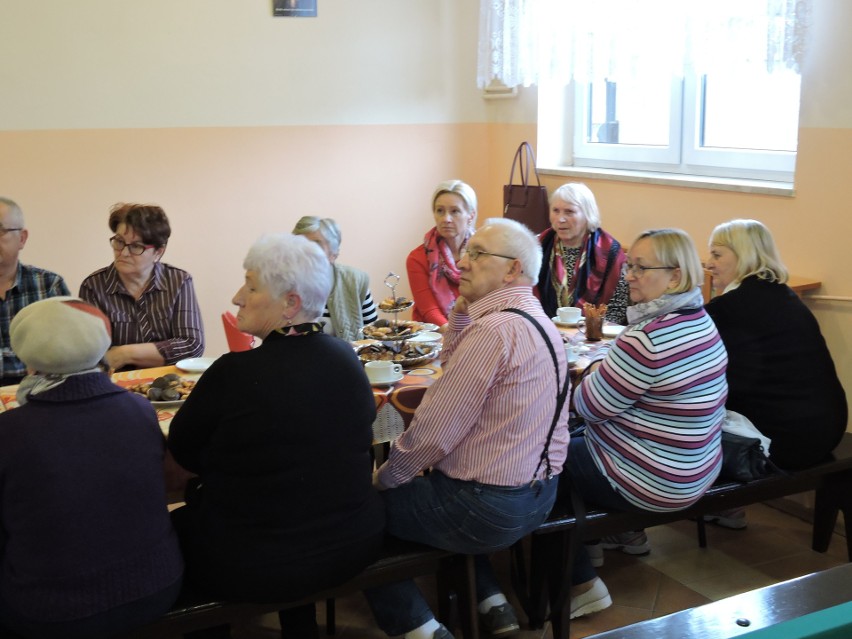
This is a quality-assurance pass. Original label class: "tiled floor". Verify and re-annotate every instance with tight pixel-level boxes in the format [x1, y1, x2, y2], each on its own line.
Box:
[229, 503, 847, 639]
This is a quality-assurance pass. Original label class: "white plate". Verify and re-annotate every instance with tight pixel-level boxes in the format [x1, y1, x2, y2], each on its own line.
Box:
[369, 372, 404, 387]
[421, 323, 439, 331]
[602, 324, 625, 338]
[176, 357, 217, 373]
[552, 316, 580, 328]
[407, 331, 442, 343]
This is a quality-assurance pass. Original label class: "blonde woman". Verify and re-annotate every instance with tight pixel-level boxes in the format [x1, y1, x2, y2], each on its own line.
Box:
[706, 219, 846, 471]
[406, 180, 477, 330]
[567, 229, 728, 618]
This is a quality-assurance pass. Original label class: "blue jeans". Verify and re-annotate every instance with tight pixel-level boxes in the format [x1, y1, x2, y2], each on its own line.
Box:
[365, 470, 558, 636]
[563, 430, 642, 585]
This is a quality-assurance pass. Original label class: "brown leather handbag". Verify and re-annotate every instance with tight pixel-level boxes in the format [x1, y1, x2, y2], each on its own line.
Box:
[503, 141, 550, 233]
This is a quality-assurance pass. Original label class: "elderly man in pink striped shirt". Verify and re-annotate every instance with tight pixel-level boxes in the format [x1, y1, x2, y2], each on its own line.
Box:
[366, 218, 571, 639]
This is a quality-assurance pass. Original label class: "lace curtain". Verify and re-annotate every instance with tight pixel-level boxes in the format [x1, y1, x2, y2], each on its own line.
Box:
[477, 0, 811, 88]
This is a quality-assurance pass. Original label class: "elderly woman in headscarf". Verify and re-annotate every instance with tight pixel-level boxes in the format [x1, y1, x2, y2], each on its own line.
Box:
[406, 180, 477, 331]
[292, 216, 378, 341]
[0, 297, 183, 639]
[168, 233, 385, 639]
[536, 183, 629, 325]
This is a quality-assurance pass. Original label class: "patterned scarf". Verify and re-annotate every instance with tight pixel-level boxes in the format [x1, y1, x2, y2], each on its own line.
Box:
[274, 322, 324, 337]
[423, 227, 468, 319]
[547, 228, 625, 308]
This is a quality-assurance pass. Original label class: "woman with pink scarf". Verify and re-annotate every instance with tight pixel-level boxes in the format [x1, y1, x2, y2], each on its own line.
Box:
[406, 180, 477, 330]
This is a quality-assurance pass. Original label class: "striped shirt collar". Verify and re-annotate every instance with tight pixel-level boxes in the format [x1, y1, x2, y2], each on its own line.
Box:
[104, 261, 165, 296]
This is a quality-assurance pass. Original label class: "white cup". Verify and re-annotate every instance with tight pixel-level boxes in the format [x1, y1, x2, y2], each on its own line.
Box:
[564, 345, 579, 365]
[365, 360, 403, 383]
[557, 306, 582, 324]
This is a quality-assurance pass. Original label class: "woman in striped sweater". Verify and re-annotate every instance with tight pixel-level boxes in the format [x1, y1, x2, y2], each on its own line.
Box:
[566, 228, 728, 619]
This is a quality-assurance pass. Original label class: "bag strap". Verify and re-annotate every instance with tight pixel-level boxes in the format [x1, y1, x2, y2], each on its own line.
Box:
[508, 141, 542, 189]
[502, 308, 570, 482]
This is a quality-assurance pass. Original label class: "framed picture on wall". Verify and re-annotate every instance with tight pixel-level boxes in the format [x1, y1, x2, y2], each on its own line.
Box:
[273, 0, 317, 17]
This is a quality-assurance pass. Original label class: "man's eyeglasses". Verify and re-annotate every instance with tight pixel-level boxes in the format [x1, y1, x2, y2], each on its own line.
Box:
[461, 247, 517, 261]
[0, 227, 23, 237]
[622, 262, 676, 278]
[109, 236, 155, 256]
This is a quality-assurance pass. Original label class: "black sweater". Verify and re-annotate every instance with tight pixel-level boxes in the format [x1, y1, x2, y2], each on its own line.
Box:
[705, 276, 847, 469]
[168, 330, 385, 602]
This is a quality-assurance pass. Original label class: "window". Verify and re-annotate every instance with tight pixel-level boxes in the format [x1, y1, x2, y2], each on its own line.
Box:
[478, 0, 809, 185]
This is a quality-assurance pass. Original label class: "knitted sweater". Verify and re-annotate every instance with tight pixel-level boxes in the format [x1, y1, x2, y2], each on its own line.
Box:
[0, 373, 183, 622]
[574, 307, 728, 512]
[167, 330, 385, 601]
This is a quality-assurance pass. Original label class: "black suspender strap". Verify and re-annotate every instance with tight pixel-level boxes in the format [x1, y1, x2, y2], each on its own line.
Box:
[502, 308, 570, 483]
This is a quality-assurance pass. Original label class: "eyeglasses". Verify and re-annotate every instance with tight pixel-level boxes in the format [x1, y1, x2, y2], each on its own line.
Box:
[622, 262, 676, 278]
[461, 247, 517, 261]
[109, 236, 155, 255]
[0, 227, 23, 236]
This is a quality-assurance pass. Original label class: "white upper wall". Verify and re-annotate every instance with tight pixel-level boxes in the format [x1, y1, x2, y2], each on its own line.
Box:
[3, 0, 847, 131]
[0, 0, 490, 128]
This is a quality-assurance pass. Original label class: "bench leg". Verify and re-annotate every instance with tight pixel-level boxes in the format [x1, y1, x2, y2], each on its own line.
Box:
[813, 471, 852, 560]
[547, 530, 578, 639]
[696, 517, 707, 548]
[435, 555, 478, 639]
[325, 598, 335, 635]
[514, 534, 560, 628]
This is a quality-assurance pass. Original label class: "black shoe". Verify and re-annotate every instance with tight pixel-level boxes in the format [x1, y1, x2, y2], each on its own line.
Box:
[433, 624, 455, 639]
[479, 603, 520, 638]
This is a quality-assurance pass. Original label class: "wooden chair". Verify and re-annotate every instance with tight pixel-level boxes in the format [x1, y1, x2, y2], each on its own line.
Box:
[221, 312, 255, 352]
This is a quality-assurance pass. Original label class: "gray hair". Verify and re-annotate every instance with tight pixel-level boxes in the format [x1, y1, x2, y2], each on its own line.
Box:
[478, 217, 542, 283]
[292, 216, 342, 257]
[0, 197, 25, 227]
[633, 228, 704, 294]
[710, 219, 788, 285]
[243, 233, 332, 320]
[549, 183, 601, 233]
[432, 180, 478, 226]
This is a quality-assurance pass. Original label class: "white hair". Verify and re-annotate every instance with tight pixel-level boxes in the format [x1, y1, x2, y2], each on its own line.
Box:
[243, 233, 332, 320]
[478, 217, 542, 282]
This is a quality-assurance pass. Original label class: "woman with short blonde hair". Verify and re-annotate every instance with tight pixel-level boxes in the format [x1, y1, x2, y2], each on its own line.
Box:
[706, 219, 846, 473]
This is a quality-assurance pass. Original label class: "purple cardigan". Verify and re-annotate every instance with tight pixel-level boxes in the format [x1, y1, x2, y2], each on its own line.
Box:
[0, 373, 183, 623]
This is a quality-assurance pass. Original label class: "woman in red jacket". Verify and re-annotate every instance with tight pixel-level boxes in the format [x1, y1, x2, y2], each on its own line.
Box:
[406, 180, 477, 331]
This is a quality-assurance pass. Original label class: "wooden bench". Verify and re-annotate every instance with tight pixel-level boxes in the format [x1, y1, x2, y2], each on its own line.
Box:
[511, 431, 852, 639]
[120, 539, 477, 638]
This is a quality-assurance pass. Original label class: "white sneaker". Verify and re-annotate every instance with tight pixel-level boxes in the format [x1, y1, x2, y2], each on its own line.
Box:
[601, 530, 651, 555]
[586, 542, 604, 568]
[570, 577, 612, 619]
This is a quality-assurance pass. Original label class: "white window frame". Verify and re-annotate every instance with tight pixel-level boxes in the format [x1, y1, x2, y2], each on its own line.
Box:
[563, 75, 797, 185]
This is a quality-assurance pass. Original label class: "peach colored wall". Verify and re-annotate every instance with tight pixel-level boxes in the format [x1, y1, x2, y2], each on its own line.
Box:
[0, 124, 499, 357]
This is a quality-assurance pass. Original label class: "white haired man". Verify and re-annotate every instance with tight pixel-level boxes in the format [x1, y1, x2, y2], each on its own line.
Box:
[367, 218, 571, 639]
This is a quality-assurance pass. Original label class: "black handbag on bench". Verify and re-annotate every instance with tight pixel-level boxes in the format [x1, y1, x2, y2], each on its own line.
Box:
[719, 431, 777, 482]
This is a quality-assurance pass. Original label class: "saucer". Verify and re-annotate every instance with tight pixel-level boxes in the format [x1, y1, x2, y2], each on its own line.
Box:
[602, 325, 625, 338]
[552, 316, 580, 328]
[176, 357, 218, 373]
[369, 372, 404, 387]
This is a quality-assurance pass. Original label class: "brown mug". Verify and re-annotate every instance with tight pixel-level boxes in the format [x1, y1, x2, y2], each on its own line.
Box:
[579, 316, 604, 341]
